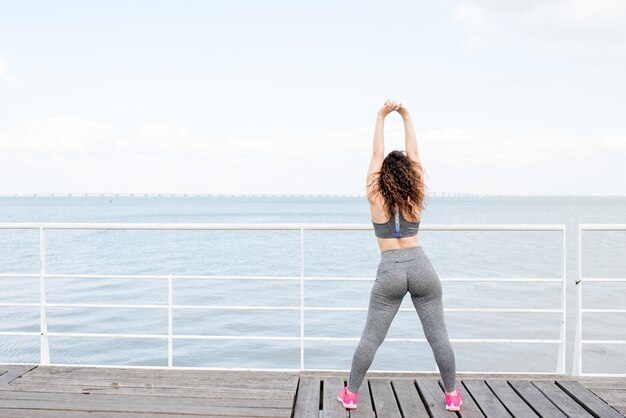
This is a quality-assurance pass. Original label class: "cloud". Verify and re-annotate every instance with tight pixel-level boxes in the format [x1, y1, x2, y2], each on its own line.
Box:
[2, 116, 624, 194]
[523, 0, 626, 56]
[0, 118, 376, 163]
[421, 128, 626, 167]
[451, 4, 494, 52]
[0, 53, 17, 87]
[447, 0, 626, 56]
[524, 0, 626, 27]
[115, 125, 213, 157]
[453, 4, 491, 32]
[0, 116, 114, 156]
[3, 116, 624, 168]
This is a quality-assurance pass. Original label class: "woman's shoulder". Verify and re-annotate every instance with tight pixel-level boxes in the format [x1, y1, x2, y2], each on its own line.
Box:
[368, 194, 387, 222]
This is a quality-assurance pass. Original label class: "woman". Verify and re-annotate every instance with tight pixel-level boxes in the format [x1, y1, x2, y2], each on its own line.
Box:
[337, 100, 463, 412]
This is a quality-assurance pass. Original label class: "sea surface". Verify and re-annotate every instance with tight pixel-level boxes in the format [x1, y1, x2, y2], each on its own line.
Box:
[1, 195, 625, 375]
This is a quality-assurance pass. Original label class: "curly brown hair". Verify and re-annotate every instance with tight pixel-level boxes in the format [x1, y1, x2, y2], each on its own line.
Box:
[367, 150, 427, 222]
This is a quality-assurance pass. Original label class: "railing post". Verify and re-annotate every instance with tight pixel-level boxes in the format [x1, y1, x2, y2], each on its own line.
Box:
[557, 226, 567, 374]
[168, 273, 173, 368]
[300, 228, 305, 370]
[39, 227, 50, 365]
[573, 225, 583, 376]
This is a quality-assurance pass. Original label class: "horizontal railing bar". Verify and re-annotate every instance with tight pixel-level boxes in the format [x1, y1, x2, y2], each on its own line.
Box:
[0, 303, 561, 313]
[43, 274, 301, 281]
[0, 332, 39, 336]
[300, 337, 562, 344]
[177, 336, 562, 344]
[579, 372, 626, 377]
[579, 224, 626, 231]
[0, 273, 562, 283]
[305, 277, 562, 283]
[0, 222, 566, 231]
[303, 307, 561, 313]
[173, 304, 304, 310]
[0, 274, 39, 278]
[45, 332, 167, 339]
[581, 309, 626, 313]
[173, 335, 301, 341]
[581, 340, 626, 345]
[43, 303, 170, 309]
[172, 306, 561, 313]
[0, 331, 562, 344]
[443, 308, 562, 313]
[169, 305, 295, 311]
[578, 278, 626, 282]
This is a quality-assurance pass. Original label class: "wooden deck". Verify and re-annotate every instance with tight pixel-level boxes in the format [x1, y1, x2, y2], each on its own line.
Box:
[1, 365, 624, 417]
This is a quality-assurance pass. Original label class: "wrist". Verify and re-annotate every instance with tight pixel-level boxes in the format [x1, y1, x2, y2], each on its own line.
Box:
[377, 114, 386, 121]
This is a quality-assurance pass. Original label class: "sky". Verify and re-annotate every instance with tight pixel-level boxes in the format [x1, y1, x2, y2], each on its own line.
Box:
[1, 0, 625, 195]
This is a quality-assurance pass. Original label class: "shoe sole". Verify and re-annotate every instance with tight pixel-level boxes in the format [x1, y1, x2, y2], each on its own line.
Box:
[337, 396, 357, 410]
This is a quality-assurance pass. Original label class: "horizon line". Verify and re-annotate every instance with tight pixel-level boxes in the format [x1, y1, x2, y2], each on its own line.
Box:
[1, 192, 625, 198]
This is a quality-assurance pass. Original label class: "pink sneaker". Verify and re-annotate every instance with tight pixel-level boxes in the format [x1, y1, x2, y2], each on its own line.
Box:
[445, 388, 463, 411]
[337, 386, 358, 410]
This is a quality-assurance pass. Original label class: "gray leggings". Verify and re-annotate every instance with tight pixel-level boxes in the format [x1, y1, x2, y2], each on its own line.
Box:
[348, 246, 457, 393]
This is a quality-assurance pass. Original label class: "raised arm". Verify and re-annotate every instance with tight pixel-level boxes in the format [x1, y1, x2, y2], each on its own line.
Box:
[366, 100, 400, 200]
[397, 104, 421, 166]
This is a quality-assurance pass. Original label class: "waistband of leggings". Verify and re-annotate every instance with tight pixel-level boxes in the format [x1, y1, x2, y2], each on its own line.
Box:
[380, 245, 423, 262]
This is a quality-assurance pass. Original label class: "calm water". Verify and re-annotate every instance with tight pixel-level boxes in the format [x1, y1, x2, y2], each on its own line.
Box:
[1, 195, 625, 374]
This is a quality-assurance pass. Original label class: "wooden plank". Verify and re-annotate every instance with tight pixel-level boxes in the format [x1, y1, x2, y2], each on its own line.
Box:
[532, 381, 594, 418]
[391, 379, 429, 418]
[570, 377, 626, 391]
[586, 391, 625, 416]
[0, 392, 292, 416]
[0, 383, 295, 400]
[463, 379, 513, 418]
[0, 409, 199, 418]
[484, 380, 539, 418]
[0, 365, 37, 386]
[509, 380, 568, 418]
[452, 380, 486, 418]
[415, 379, 453, 418]
[17, 367, 297, 381]
[349, 379, 375, 418]
[11, 374, 297, 388]
[556, 380, 625, 418]
[8, 377, 295, 392]
[369, 379, 401, 418]
[27, 366, 298, 380]
[293, 376, 320, 418]
[322, 377, 345, 418]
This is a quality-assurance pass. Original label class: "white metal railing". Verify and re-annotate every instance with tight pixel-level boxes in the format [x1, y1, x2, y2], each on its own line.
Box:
[0, 222, 566, 373]
[575, 224, 626, 377]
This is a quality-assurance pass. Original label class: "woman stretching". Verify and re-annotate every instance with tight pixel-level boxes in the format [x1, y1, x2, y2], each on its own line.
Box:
[337, 100, 463, 412]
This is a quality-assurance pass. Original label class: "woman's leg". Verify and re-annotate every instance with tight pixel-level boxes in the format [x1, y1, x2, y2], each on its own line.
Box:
[408, 250, 457, 393]
[411, 295, 457, 392]
[347, 262, 406, 392]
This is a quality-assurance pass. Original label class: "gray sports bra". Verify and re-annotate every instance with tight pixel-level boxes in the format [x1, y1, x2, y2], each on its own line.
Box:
[371, 206, 420, 238]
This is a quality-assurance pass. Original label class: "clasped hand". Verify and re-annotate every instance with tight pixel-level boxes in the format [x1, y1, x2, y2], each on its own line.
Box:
[377, 99, 409, 119]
